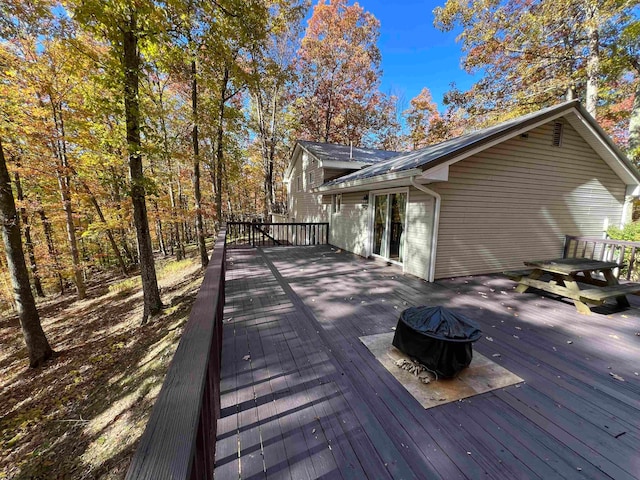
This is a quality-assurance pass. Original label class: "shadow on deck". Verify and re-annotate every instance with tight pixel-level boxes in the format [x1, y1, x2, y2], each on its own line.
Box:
[216, 245, 640, 480]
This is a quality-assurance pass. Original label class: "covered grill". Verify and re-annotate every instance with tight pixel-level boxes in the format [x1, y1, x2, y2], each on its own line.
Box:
[392, 306, 482, 378]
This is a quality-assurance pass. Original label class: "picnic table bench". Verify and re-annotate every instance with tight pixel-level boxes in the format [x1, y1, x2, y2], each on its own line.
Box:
[505, 258, 640, 314]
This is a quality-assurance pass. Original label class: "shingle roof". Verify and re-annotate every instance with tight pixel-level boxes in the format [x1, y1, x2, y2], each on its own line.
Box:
[323, 100, 600, 187]
[298, 140, 400, 165]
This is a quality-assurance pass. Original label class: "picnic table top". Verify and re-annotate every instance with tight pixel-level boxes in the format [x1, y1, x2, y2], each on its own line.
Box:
[523, 258, 620, 275]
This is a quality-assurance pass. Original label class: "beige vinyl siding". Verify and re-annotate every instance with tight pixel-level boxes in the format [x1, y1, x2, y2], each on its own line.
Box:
[404, 187, 435, 280]
[431, 121, 626, 279]
[288, 152, 329, 222]
[329, 192, 369, 257]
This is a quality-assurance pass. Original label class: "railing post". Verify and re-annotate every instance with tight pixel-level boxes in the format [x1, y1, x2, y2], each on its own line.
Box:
[563, 236, 571, 258]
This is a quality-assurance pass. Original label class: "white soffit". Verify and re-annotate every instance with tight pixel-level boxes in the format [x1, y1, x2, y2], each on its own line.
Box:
[420, 164, 449, 182]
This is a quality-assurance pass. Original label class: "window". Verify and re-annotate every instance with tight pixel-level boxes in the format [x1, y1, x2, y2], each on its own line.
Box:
[552, 122, 564, 147]
[308, 172, 314, 187]
[333, 194, 342, 214]
[296, 175, 301, 192]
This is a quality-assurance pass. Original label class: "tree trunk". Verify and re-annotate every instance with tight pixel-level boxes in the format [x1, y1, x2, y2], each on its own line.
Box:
[77, 177, 128, 276]
[169, 183, 183, 261]
[0, 138, 53, 367]
[123, 14, 162, 322]
[191, 57, 208, 268]
[155, 206, 167, 256]
[266, 87, 278, 220]
[38, 205, 64, 293]
[13, 169, 44, 297]
[52, 103, 86, 300]
[585, 5, 600, 118]
[215, 66, 229, 222]
[628, 58, 640, 164]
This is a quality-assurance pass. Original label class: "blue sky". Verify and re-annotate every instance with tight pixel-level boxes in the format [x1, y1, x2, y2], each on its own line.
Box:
[349, 0, 478, 110]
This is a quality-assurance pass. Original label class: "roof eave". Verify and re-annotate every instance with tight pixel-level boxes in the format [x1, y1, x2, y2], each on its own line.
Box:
[285, 142, 319, 180]
[416, 102, 640, 187]
[569, 104, 640, 185]
[313, 168, 422, 194]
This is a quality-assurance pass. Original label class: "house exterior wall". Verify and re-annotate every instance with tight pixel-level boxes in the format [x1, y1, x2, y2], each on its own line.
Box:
[327, 187, 436, 279]
[430, 120, 626, 279]
[404, 187, 435, 280]
[329, 192, 369, 256]
[287, 151, 329, 223]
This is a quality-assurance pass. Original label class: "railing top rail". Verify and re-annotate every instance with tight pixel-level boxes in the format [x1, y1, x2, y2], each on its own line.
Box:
[565, 235, 640, 248]
[227, 221, 328, 226]
[126, 228, 227, 480]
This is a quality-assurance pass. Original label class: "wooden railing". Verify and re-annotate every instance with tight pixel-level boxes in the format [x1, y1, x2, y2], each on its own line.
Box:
[564, 235, 640, 280]
[126, 228, 226, 480]
[226, 221, 329, 248]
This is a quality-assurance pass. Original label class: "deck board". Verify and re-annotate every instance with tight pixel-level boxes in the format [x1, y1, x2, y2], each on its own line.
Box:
[215, 246, 640, 479]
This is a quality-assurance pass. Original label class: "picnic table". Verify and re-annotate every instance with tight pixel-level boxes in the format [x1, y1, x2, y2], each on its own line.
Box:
[507, 258, 640, 314]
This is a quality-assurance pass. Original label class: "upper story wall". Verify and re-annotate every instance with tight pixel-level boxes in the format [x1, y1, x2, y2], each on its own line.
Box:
[430, 120, 626, 278]
[287, 150, 329, 223]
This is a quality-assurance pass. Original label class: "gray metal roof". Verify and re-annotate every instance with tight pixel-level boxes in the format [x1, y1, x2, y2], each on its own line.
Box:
[298, 140, 400, 165]
[323, 100, 632, 187]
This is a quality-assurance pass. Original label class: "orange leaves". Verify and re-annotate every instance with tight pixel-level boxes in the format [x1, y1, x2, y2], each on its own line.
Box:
[295, 0, 392, 146]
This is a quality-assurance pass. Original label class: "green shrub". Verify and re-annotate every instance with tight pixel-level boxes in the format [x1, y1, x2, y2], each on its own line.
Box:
[606, 221, 640, 242]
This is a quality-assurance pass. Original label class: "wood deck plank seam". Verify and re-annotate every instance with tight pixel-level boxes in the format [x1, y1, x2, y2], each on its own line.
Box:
[218, 246, 640, 480]
[284, 249, 640, 478]
[265, 249, 480, 480]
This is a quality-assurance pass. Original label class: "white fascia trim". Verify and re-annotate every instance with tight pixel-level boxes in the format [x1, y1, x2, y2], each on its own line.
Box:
[410, 177, 440, 282]
[313, 168, 422, 194]
[428, 110, 571, 172]
[569, 110, 640, 185]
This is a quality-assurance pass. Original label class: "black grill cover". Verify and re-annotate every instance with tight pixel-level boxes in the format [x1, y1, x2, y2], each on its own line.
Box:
[392, 306, 482, 378]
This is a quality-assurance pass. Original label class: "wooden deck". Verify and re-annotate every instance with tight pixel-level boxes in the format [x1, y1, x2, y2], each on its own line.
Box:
[215, 246, 640, 479]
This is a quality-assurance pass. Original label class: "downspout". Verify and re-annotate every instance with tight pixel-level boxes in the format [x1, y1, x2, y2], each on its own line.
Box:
[410, 176, 441, 282]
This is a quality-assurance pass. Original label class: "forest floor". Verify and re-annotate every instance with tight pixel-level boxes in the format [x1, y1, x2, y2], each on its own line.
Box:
[0, 241, 213, 479]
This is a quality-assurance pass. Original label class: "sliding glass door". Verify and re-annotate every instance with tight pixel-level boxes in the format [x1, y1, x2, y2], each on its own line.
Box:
[372, 191, 407, 263]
